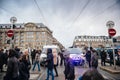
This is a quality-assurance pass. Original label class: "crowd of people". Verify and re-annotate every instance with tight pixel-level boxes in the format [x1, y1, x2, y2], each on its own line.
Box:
[1, 45, 119, 80]
[0, 46, 41, 80]
[45, 46, 108, 80]
[2, 47, 31, 80]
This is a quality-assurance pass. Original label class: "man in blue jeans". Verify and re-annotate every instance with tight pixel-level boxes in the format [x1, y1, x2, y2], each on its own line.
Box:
[32, 51, 41, 71]
[45, 48, 54, 80]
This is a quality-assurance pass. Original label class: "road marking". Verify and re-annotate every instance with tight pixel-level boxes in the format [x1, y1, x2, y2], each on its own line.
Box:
[102, 75, 108, 79]
[38, 70, 46, 80]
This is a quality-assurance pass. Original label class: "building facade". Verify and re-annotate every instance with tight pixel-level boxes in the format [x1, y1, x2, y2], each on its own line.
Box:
[114, 36, 120, 47]
[52, 37, 65, 50]
[0, 22, 64, 50]
[73, 35, 120, 48]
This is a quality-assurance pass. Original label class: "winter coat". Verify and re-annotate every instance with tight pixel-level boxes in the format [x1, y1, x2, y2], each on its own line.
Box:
[31, 50, 36, 59]
[100, 50, 107, 59]
[64, 58, 75, 79]
[0, 51, 4, 68]
[4, 57, 19, 80]
[108, 51, 113, 60]
[19, 60, 30, 80]
[85, 51, 91, 61]
[15, 47, 20, 59]
[35, 53, 40, 62]
[52, 49, 58, 65]
[46, 48, 54, 70]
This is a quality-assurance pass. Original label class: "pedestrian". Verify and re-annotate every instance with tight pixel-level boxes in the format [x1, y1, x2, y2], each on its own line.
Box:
[31, 49, 36, 65]
[45, 48, 54, 80]
[108, 50, 113, 66]
[78, 68, 105, 80]
[14, 46, 20, 59]
[32, 50, 41, 72]
[85, 49, 91, 68]
[91, 50, 98, 69]
[52, 48, 59, 77]
[23, 49, 31, 77]
[64, 51, 75, 80]
[118, 49, 120, 62]
[59, 50, 64, 66]
[100, 49, 107, 66]
[4, 50, 9, 67]
[3, 49, 19, 80]
[19, 54, 30, 80]
[0, 49, 4, 72]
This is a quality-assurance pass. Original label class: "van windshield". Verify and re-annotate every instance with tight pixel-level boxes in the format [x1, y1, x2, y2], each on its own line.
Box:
[42, 48, 60, 54]
[42, 48, 47, 54]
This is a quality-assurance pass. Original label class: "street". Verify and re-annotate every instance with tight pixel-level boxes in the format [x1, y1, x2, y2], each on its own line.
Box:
[39, 64, 120, 80]
[0, 63, 120, 80]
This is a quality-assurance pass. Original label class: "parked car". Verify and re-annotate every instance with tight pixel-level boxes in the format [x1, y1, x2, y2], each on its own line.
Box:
[40, 45, 61, 66]
[65, 48, 85, 66]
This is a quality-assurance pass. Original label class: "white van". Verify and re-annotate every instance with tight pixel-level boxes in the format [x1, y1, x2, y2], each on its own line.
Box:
[40, 45, 61, 66]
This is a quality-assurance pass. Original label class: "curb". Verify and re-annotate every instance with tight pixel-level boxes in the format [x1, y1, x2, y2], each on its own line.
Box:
[99, 66, 120, 74]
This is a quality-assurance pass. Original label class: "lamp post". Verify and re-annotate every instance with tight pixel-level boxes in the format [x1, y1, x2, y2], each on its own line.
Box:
[10, 16, 17, 48]
[106, 21, 116, 69]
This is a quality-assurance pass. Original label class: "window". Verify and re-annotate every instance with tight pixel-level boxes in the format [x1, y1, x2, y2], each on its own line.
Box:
[36, 32, 40, 39]
[26, 32, 33, 38]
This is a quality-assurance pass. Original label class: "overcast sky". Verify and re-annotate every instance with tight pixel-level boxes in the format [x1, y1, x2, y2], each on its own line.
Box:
[0, 0, 120, 48]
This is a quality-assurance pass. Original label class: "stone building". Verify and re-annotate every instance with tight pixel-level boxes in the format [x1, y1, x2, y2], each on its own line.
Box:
[73, 35, 120, 48]
[0, 22, 64, 50]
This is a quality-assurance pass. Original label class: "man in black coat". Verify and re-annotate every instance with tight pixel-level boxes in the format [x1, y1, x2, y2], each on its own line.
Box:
[14, 46, 20, 59]
[0, 49, 5, 72]
[85, 50, 91, 68]
[31, 49, 36, 64]
[45, 48, 54, 80]
[59, 51, 65, 66]
[108, 50, 113, 66]
[100, 49, 107, 66]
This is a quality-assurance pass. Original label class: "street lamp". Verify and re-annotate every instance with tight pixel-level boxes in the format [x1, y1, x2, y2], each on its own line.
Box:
[106, 20, 116, 69]
[10, 16, 17, 48]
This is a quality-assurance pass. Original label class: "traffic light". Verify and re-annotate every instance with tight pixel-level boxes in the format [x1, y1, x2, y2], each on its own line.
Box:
[113, 38, 117, 43]
[12, 36, 14, 40]
[109, 36, 112, 39]
[7, 39, 10, 44]
[13, 24, 16, 29]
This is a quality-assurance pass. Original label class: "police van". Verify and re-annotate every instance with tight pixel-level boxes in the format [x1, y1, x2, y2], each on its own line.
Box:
[40, 45, 61, 66]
